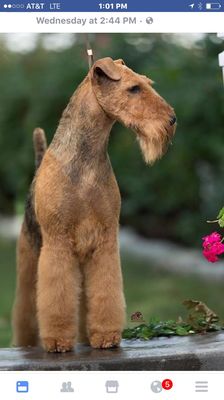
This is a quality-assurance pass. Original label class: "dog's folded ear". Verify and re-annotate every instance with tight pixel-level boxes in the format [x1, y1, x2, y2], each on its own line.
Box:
[114, 59, 126, 66]
[92, 57, 121, 82]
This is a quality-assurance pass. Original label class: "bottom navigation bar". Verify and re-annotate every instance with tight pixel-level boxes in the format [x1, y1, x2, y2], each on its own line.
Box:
[0, 371, 222, 399]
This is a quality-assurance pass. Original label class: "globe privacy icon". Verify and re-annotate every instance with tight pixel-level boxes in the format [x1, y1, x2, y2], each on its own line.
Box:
[151, 380, 162, 393]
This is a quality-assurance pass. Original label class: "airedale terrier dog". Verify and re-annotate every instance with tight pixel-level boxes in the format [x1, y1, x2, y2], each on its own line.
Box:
[12, 57, 176, 352]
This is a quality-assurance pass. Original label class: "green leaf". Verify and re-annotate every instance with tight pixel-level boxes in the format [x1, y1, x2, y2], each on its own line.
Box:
[217, 207, 224, 219]
[175, 326, 190, 336]
[218, 218, 224, 228]
[122, 328, 136, 339]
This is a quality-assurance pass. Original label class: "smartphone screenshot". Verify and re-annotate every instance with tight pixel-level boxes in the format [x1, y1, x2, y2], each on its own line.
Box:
[0, 0, 224, 398]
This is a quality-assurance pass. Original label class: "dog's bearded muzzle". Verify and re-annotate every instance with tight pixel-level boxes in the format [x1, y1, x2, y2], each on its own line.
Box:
[132, 118, 177, 165]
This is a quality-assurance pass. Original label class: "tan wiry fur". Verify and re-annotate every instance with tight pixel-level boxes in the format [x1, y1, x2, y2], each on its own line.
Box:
[12, 58, 176, 352]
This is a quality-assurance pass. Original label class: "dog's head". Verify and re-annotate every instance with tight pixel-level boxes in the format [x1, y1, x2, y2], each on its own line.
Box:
[91, 57, 176, 164]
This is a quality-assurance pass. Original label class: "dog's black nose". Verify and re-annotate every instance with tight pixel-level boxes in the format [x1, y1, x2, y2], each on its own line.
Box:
[170, 115, 177, 126]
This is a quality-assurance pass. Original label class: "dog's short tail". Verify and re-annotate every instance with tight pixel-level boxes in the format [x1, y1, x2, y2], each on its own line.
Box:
[33, 127, 47, 170]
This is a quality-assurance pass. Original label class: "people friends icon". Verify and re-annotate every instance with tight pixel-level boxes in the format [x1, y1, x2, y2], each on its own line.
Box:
[60, 382, 74, 392]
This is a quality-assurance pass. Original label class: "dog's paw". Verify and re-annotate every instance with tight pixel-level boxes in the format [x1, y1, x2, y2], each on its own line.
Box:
[90, 331, 121, 349]
[42, 337, 75, 353]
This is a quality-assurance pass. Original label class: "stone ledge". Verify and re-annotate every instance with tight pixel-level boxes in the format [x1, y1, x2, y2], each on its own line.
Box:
[0, 332, 224, 371]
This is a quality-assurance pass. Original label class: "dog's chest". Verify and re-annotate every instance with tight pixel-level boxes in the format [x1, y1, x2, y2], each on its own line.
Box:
[72, 179, 118, 231]
[68, 174, 121, 258]
[35, 153, 121, 259]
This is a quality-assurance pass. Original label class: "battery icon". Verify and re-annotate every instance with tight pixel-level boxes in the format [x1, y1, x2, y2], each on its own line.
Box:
[206, 2, 222, 9]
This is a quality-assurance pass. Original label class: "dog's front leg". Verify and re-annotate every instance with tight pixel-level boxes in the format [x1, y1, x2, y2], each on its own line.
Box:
[37, 236, 80, 352]
[84, 233, 126, 349]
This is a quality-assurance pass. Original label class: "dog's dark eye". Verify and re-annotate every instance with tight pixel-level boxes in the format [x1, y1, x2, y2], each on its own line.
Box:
[128, 85, 141, 94]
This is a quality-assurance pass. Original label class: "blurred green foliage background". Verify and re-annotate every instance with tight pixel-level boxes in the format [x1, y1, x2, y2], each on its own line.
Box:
[0, 33, 224, 244]
[0, 33, 224, 347]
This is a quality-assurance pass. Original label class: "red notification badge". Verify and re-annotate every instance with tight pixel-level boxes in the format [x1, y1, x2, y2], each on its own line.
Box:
[162, 379, 173, 390]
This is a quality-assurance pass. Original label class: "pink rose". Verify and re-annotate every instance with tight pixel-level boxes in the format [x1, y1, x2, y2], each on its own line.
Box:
[203, 249, 219, 263]
[202, 232, 222, 248]
[202, 232, 224, 263]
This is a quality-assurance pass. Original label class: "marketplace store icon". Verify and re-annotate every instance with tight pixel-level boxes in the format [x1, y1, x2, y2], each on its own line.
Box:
[105, 380, 119, 393]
